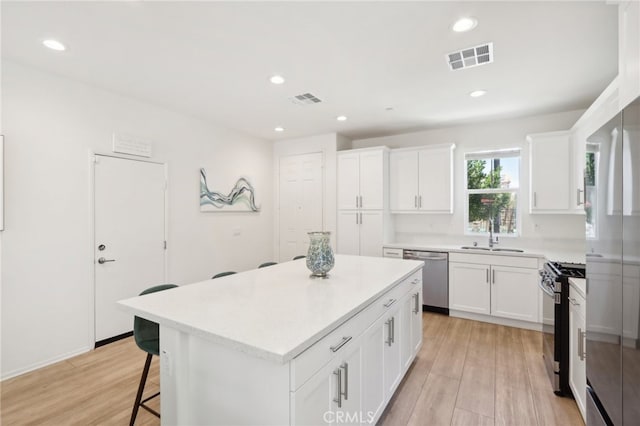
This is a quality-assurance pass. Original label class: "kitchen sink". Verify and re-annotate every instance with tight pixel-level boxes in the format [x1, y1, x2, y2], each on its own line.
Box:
[460, 246, 524, 253]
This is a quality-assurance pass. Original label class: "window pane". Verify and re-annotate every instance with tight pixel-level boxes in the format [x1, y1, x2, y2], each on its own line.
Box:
[467, 157, 519, 190]
[467, 192, 518, 235]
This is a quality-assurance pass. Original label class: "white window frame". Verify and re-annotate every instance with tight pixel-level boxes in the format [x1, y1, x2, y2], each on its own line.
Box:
[463, 149, 521, 237]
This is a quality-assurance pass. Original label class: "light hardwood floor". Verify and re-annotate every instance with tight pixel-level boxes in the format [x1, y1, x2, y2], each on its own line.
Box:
[1, 313, 584, 425]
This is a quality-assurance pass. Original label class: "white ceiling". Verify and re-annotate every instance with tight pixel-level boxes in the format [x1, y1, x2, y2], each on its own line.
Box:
[2, 1, 618, 141]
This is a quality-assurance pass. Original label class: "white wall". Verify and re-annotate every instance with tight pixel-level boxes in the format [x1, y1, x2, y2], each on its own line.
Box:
[0, 61, 274, 379]
[353, 110, 587, 253]
[273, 133, 349, 259]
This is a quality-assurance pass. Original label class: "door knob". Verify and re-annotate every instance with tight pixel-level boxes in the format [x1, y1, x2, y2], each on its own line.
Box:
[98, 257, 116, 264]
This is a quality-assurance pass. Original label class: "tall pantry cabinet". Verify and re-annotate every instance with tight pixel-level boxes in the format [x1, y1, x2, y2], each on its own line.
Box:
[337, 147, 391, 257]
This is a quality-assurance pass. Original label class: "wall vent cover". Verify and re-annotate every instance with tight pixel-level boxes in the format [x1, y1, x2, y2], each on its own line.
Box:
[446, 42, 494, 71]
[290, 93, 322, 105]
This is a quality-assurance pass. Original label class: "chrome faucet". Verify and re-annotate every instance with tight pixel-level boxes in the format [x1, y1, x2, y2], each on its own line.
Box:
[488, 219, 499, 248]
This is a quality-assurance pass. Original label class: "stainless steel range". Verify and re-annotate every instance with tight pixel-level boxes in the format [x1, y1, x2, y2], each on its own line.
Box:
[539, 261, 585, 396]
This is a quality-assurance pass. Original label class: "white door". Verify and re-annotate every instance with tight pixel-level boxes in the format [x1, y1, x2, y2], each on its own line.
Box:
[418, 148, 452, 213]
[490, 265, 539, 322]
[337, 153, 360, 210]
[361, 319, 385, 422]
[359, 150, 384, 210]
[529, 133, 571, 212]
[389, 151, 418, 211]
[449, 262, 491, 315]
[278, 153, 323, 262]
[359, 211, 383, 257]
[94, 155, 166, 342]
[337, 211, 359, 255]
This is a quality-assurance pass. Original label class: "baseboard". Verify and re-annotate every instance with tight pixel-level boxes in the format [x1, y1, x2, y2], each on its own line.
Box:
[449, 310, 542, 331]
[1, 345, 92, 381]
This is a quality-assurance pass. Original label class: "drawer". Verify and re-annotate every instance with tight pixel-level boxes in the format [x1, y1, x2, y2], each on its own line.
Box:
[570, 285, 586, 320]
[383, 247, 403, 259]
[290, 269, 419, 391]
[449, 252, 539, 269]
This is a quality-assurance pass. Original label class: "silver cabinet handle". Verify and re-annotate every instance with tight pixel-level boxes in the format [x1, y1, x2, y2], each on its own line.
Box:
[411, 278, 419, 284]
[419, 195, 422, 208]
[359, 195, 363, 208]
[486, 269, 489, 283]
[492, 269, 495, 284]
[333, 368, 342, 408]
[391, 316, 395, 344]
[360, 212, 362, 224]
[385, 319, 392, 346]
[413, 292, 420, 314]
[577, 189, 584, 206]
[98, 257, 116, 264]
[533, 192, 537, 208]
[330, 336, 352, 353]
[355, 195, 358, 208]
[384, 298, 396, 308]
[578, 328, 586, 361]
[414, 195, 418, 208]
[341, 363, 349, 401]
[568, 297, 581, 306]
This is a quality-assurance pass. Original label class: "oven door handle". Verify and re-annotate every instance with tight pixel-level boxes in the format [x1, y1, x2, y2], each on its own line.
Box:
[538, 280, 555, 298]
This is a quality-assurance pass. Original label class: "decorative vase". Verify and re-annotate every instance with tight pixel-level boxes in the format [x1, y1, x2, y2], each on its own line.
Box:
[306, 232, 335, 278]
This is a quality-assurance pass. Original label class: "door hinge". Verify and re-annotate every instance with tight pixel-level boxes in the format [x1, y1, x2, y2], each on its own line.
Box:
[164, 240, 167, 250]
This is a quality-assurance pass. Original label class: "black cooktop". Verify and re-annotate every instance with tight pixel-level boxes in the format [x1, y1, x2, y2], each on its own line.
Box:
[548, 261, 586, 279]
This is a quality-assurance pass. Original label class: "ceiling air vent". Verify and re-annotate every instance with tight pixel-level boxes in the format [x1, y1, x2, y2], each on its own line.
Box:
[290, 92, 322, 105]
[446, 42, 494, 71]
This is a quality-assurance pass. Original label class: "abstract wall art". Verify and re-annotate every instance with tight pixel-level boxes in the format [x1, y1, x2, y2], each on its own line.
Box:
[200, 168, 260, 212]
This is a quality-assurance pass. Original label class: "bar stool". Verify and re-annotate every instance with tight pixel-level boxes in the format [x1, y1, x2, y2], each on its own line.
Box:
[258, 262, 277, 268]
[212, 271, 237, 279]
[130, 284, 178, 426]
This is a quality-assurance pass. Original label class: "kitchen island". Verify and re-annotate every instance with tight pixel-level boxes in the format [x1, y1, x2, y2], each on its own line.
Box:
[118, 254, 424, 425]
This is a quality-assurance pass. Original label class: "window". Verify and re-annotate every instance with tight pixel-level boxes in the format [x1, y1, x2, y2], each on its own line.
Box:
[465, 149, 520, 236]
[585, 144, 599, 239]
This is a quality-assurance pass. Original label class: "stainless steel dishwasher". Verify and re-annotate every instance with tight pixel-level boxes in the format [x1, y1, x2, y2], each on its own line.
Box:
[403, 250, 449, 314]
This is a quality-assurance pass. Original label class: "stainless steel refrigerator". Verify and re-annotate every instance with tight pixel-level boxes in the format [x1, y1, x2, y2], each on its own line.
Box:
[585, 96, 640, 425]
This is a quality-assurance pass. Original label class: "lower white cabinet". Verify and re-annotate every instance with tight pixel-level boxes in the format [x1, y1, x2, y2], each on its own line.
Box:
[337, 210, 384, 257]
[449, 253, 540, 324]
[569, 284, 587, 422]
[292, 269, 423, 425]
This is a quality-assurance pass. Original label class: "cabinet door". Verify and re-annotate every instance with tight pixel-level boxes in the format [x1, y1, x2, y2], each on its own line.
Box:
[359, 211, 383, 257]
[361, 318, 385, 423]
[337, 153, 360, 210]
[529, 132, 571, 212]
[390, 151, 419, 211]
[359, 150, 384, 210]
[569, 290, 587, 422]
[490, 266, 539, 322]
[383, 304, 402, 398]
[411, 287, 423, 356]
[337, 211, 359, 255]
[418, 147, 453, 213]
[449, 262, 490, 315]
[292, 361, 333, 425]
[334, 342, 362, 425]
[400, 293, 413, 371]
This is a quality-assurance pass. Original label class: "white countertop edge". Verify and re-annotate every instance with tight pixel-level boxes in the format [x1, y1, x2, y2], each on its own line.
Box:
[569, 277, 587, 299]
[118, 262, 424, 364]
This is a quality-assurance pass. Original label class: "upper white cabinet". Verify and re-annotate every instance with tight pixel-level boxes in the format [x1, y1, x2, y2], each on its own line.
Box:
[619, 0, 640, 109]
[390, 144, 455, 213]
[338, 148, 387, 210]
[528, 131, 575, 214]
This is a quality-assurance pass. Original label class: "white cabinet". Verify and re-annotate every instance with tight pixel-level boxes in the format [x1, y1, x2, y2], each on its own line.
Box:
[449, 253, 540, 324]
[293, 337, 362, 426]
[337, 148, 387, 210]
[337, 210, 384, 257]
[337, 147, 390, 257]
[569, 284, 587, 423]
[528, 131, 573, 213]
[390, 144, 455, 213]
[619, 0, 640, 109]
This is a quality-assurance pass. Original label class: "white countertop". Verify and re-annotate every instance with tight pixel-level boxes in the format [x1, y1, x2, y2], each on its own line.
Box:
[384, 242, 585, 264]
[118, 255, 423, 364]
[569, 277, 586, 299]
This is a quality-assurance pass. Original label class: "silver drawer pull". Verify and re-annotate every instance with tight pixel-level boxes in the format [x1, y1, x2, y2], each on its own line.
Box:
[413, 292, 420, 314]
[391, 316, 395, 343]
[411, 278, 419, 284]
[333, 368, 342, 408]
[341, 362, 349, 400]
[568, 297, 581, 306]
[384, 298, 396, 308]
[330, 336, 352, 353]
[385, 319, 392, 346]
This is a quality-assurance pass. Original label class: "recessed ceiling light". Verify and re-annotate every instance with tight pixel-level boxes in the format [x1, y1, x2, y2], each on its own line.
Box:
[270, 75, 285, 85]
[470, 90, 487, 98]
[336, 116, 348, 121]
[43, 39, 66, 51]
[274, 126, 285, 132]
[452, 17, 478, 33]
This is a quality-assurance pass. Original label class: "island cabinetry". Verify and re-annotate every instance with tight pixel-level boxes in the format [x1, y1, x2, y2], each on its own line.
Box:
[389, 144, 455, 213]
[449, 253, 541, 326]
